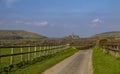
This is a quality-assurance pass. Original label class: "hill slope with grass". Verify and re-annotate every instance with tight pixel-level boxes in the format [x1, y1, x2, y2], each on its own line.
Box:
[92, 31, 120, 38]
[0, 30, 47, 40]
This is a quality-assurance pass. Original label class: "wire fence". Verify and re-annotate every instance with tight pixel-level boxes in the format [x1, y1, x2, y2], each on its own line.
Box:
[0, 44, 69, 73]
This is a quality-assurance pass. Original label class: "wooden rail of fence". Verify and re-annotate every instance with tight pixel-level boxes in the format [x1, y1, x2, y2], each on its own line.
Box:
[101, 42, 120, 57]
[0, 44, 69, 73]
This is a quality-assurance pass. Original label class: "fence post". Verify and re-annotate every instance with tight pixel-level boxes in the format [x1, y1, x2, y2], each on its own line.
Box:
[53, 42, 55, 54]
[48, 44, 51, 54]
[44, 45, 46, 56]
[43, 45, 45, 56]
[114, 46, 116, 50]
[20, 47, 23, 62]
[39, 46, 41, 57]
[48, 44, 50, 55]
[28, 47, 30, 61]
[34, 46, 37, 58]
[46, 44, 48, 55]
[10, 48, 14, 65]
[117, 45, 119, 50]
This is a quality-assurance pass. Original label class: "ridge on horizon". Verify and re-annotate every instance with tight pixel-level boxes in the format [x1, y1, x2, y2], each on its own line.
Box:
[0, 30, 47, 40]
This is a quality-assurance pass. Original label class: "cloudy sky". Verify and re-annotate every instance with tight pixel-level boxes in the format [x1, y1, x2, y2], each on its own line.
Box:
[0, 0, 120, 37]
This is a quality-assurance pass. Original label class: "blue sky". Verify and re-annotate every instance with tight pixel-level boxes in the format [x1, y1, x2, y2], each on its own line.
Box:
[0, 0, 120, 37]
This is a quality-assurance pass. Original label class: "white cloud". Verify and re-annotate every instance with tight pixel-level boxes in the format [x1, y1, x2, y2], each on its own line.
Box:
[15, 20, 24, 24]
[33, 21, 48, 26]
[91, 18, 102, 28]
[2, 0, 20, 8]
[15, 20, 49, 26]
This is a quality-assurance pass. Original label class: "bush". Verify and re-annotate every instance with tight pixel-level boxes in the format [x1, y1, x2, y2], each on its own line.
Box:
[4, 67, 10, 72]
[97, 38, 108, 47]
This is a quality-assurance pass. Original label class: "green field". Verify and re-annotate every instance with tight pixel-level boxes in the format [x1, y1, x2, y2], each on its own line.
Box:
[1, 47, 78, 74]
[0, 46, 66, 73]
[92, 47, 120, 74]
[1, 47, 48, 67]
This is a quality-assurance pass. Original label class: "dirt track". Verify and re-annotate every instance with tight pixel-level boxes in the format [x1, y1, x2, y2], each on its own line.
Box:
[42, 49, 93, 74]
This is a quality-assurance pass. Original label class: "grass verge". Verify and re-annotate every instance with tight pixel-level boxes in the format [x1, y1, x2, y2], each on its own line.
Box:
[92, 47, 120, 74]
[8, 47, 78, 74]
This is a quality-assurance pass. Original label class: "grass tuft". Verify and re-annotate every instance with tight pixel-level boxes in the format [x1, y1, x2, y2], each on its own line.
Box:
[92, 47, 120, 74]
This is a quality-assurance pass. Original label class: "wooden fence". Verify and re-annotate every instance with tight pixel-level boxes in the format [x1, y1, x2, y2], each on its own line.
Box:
[101, 42, 120, 57]
[0, 44, 69, 73]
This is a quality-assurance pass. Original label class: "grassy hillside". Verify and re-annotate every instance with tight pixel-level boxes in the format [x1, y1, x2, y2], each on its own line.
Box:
[92, 31, 120, 38]
[0, 30, 47, 40]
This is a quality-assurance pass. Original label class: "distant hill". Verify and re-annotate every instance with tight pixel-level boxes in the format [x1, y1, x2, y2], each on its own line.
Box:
[92, 31, 120, 38]
[0, 30, 47, 40]
[63, 34, 80, 39]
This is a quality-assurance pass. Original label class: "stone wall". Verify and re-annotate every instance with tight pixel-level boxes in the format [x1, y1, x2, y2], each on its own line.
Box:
[102, 47, 120, 57]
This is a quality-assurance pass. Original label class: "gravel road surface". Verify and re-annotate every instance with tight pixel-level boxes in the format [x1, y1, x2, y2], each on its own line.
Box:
[42, 49, 93, 74]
